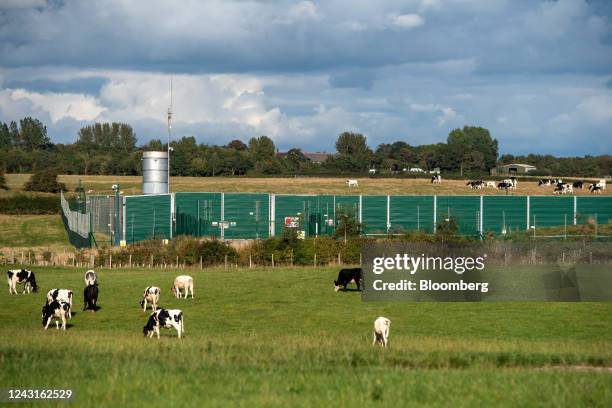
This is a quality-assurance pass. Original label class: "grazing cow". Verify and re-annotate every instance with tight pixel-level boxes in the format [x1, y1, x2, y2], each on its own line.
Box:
[7, 269, 38, 295]
[143, 308, 184, 339]
[171, 275, 194, 299]
[589, 184, 603, 194]
[431, 175, 442, 184]
[502, 178, 516, 189]
[509, 177, 517, 189]
[346, 179, 359, 188]
[42, 300, 70, 331]
[368, 169, 376, 175]
[538, 179, 553, 186]
[372, 316, 391, 348]
[596, 179, 606, 190]
[485, 181, 496, 188]
[334, 268, 362, 292]
[554, 183, 573, 195]
[141, 286, 160, 311]
[467, 180, 484, 189]
[573, 181, 584, 189]
[497, 182, 512, 190]
[46, 289, 73, 319]
[84, 270, 97, 286]
[83, 284, 98, 311]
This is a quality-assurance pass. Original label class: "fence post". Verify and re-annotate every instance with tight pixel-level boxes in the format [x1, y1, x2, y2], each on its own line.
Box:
[433, 195, 437, 233]
[200, 256, 203, 270]
[220, 193, 225, 240]
[386, 195, 391, 234]
[290, 249, 294, 267]
[338, 252, 341, 265]
[129, 254, 132, 268]
[314, 253, 317, 267]
[249, 254, 252, 269]
[573, 196, 577, 225]
[526, 196, 530, 230]
[150, 255, 153, 269]
[271, 253, 275, 268]
[109, 254, 112, 269]
[224, 254, 228, 270]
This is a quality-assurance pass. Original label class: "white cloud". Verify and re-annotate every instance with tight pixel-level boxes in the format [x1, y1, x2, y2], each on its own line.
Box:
[7, 89, 105, 122]
[409, 102, 457, 125]
[389, 13, 425, 29]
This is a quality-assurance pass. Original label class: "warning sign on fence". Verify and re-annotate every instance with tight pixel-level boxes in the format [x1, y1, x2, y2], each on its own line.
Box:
[284, 217, 300, 228]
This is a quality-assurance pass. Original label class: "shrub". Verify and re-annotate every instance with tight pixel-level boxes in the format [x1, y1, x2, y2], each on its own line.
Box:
[23, 168, 66, 193]
[0, 194, 60, 214]
[0, 169, 8, 190]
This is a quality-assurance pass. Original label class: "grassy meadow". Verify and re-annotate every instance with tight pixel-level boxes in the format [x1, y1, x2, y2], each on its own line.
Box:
[4, 173, 611, 197]
[0, 266, 610, 407]
[0, 215, 69, 252]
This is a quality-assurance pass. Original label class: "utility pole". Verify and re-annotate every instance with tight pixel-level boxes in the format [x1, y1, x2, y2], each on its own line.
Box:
[167, 77, 173, 193]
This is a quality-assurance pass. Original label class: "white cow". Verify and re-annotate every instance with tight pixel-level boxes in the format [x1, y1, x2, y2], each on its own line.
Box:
[7, 269, 39, 294]
[46, 289, 73, 319]
[372, 316, 391, 348]
[485, 181, 496, 188]
[143, 309, 184, 339]
[431, 175, 442, 184]
[42, 300, 70, 331]
[346, 179, 359, 188]
[141, 286, 160, 311]
[84, 270, 97, 286]
[172, 275, 194, 299]
[596, 179, 606, 190]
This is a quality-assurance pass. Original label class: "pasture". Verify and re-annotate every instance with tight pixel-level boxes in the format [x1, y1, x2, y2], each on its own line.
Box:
[1, 266, 611, 407]
[4, 174, 611, 197]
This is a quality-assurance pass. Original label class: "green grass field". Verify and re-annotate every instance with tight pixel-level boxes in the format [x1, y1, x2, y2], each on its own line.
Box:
[0, 266, 610, 407]
[0, 215, 69, 251]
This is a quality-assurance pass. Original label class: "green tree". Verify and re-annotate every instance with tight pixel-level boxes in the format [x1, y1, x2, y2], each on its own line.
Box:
[248, 136, 276, 161]
[447, 126, 498, 174]
[227, 139, 247, 151]
[19, 117, 50, 151]
[23, 167, 66, 193]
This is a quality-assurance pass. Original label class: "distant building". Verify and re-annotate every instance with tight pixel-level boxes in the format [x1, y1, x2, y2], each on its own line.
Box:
[491, 163, 537, 175]
[276, 151, 332, 163]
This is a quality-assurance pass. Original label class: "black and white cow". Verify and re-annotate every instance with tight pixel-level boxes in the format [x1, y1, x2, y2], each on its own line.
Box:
[83, 284, 98, 311]
[334, 268, 363, 292]
[497, 182, 512, 190]
[46, 289, 73, 319]
[554, 183, 573, 195]
[538, 179, 553, 186]
[84, 270, 97, 286]
[467, 181, 484, 189]
[573, 181, 584, 189]
[42, 299, 70, 330]
[141, 286, 160, 311]
[7, 269, 38, 294]
[431, 175, 442, 184]
[589, 183, 603, 194]
[143, 308, 184, 339]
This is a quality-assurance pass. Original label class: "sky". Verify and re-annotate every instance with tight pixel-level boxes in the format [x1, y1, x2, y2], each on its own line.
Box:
[0, 0, 611, 156]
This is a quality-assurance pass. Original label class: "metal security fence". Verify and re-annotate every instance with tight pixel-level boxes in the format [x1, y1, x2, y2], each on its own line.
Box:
[60, 191, 92, 248]
[115, 193, 612, 244]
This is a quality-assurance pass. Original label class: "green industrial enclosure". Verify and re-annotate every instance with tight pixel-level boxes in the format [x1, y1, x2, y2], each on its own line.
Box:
[118, 193, 612, 244]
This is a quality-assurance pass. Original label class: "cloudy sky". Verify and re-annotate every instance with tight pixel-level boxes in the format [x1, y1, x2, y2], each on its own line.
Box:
[0, 0, 611, 155]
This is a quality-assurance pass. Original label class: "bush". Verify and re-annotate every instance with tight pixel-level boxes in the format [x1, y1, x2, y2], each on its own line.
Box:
[23, 168, 66, 193]
[0, 169, 8, 190]
[0, 194, 60, 214]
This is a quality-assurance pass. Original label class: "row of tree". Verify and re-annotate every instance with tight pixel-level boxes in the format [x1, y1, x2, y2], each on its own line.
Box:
[0, 117, 610, 177]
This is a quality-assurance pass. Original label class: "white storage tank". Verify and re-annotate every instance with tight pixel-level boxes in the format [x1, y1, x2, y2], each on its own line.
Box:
[142, 151, 168, 194]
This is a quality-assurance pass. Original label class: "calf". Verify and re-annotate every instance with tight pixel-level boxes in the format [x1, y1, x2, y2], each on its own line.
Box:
[143, 308, 184, 339]
[346, 179, 358, 188]
[83, 284, 98, 311]
[42, 300, 70, 331]
[172, 275, 194, 299]
[46, 289, 73, 319]
[334, 268, 362, 292]
[141, 286, 160, 311]
[372, 316, 391, 347]
[7, 269, 38, 294]
[84, 270, 97, 286]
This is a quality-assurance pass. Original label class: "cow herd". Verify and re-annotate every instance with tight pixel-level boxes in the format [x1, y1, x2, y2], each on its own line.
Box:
[538, 178, 606, 195]
[466, 177, 517, 191]
[7, 268, 192, 340]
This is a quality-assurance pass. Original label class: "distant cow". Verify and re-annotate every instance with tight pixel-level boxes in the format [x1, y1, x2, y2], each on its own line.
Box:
[346, 179, 359, 188]
[589, 184, 603, 194]
[467, 180, 484, 189]
[431, 175, 442, 184]
[7, 269, 38, 294]
[42, 300, 70, 331]
[143, 308, 184, 339]
[485, 181, 496, 188]
[83, 284, 98, 311]
[84, 270, 97, 286]
[554, 183, 573, 195]
[372, 316, 391, 347]
[596, 179, 606, 190]
[572, 181, 584, 189]
[538, 179, 553, 186]
[172, 275, 194, 299]
[497, 182, 512, 190]
[46, 289, 73, 319]
[334, 268, 362, 292]
[141, 286, 160, 311]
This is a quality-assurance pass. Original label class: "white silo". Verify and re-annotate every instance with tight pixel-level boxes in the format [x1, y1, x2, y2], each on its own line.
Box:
[142, 151, 169, 194]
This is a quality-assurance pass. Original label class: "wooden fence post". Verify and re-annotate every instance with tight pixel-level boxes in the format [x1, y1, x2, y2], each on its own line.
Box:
[249, 254, 252, 269]
[109, 254, 112, 269]
[338, 252, 341, 265]
[314, 253, 317, 267]
[271, 253, 275, 268]
[200, 256, 203, 270]
[129, 254, 132, 268]
[224, 254, 228, 270]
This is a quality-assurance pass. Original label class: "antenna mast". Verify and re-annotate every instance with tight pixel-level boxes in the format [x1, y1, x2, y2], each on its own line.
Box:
[167, 77, 173, 192]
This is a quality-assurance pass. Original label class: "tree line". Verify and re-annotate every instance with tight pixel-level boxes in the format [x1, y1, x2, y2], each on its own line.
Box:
[0, 117, 609, 178]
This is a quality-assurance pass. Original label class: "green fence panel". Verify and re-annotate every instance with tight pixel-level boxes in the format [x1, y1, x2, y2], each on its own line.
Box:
[483, 196, 527, 234]
[316, 195, 337, 236]
[529, 196, 573, 228]
[436, 196, 480, 235]
[390, 196, 435, 233]
[125, 194, 171, 243]
[274, 195, 319, 237]
[361, 195, 388, 235]
[576, 196, 612, 225]
[223, 193, 270, 239]
[174, 192, 222, 238]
